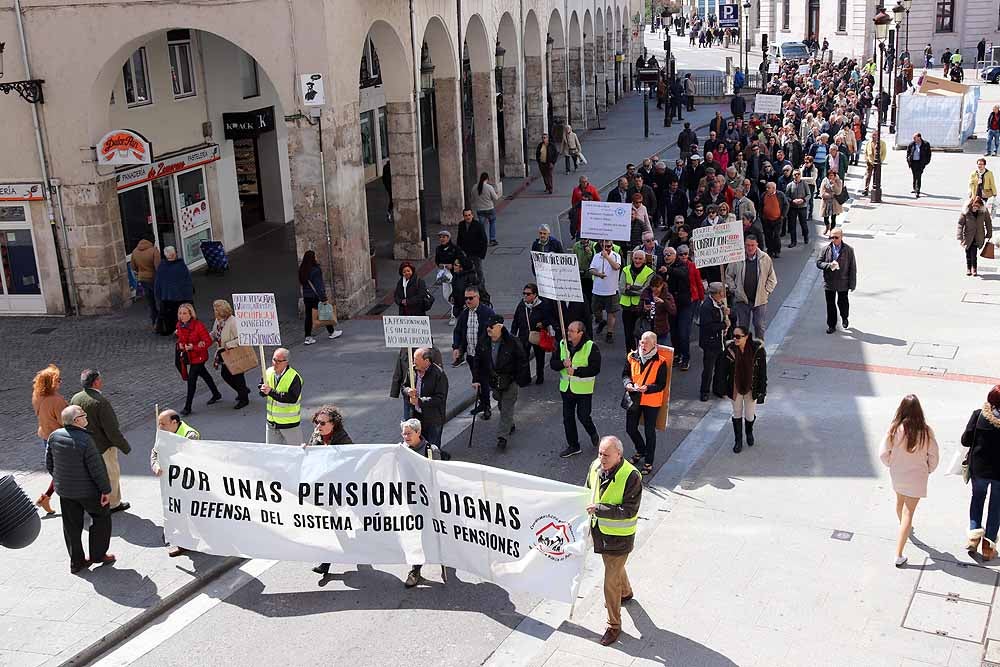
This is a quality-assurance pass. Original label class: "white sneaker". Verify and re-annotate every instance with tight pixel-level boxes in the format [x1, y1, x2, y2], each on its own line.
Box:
[328, 330, 343, 340]
[894, 555, 907, 568]
[448, 316, 457, 326]
[304, 336, 316, 345]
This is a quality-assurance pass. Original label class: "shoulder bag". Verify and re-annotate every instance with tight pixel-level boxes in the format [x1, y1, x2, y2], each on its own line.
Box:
[835, 183, 850, 205]
[981, 241, 996, 260]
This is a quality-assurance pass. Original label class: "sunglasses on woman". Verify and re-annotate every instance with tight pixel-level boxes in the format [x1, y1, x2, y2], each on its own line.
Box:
[313, 419, 330, 426]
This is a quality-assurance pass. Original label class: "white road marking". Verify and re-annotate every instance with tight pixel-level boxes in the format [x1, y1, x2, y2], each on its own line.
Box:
[92, 559, 277, 666]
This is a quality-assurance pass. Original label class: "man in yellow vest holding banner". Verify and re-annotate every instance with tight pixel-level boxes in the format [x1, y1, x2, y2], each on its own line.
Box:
[259, 347, 304, 445]
[587, 435, 643, 646]
[152, 408, 201, 557]
[550, 320, 602, 458]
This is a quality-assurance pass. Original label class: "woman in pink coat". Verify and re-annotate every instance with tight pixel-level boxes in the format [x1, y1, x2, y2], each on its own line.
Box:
[879, 394, 939, 568]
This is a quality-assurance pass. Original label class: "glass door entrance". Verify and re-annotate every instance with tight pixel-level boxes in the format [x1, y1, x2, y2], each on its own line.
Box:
[0, 205, 45, 313]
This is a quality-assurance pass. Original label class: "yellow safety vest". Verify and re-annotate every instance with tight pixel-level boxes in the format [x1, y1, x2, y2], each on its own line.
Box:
[176, 421, 200, 440]
[588, 459, 639, 536]
[265, 366, 302, 425]
[558, 339, 596, 394]
[619, 264, 654, 307]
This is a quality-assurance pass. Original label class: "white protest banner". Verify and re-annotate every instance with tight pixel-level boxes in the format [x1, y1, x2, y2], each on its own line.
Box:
[383, 315, 433, 347]
[798, 64, 812, 76]
[531, 252, 584, 303]
[754, 93, 782, 114]
[580, 200, 631, 242]
[156, 431, 591, 603]
[767, 62, 780, 74]
[232, 293, 281, 346]
[691, 220, 746, 268]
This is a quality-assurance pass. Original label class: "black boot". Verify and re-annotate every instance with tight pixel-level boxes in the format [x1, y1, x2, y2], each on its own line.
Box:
[732, 418, 743, 453]
[745, 418, 755, 447]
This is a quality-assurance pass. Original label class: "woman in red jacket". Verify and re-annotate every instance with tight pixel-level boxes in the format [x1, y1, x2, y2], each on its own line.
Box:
[176, 302, 222, 416]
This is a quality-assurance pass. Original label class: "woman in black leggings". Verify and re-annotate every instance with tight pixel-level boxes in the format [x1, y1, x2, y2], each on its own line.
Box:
[299, 250, 343, 345]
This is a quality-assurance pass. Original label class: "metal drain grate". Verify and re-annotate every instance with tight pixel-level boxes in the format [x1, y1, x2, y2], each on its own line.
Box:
[831, 530, 853, 541]
[31, 327, 56, 335]
[780, 369, 809, 380]
[919, 366, 947, 376]
[491, 247, 526, 255]
[903, 558, 999, 645]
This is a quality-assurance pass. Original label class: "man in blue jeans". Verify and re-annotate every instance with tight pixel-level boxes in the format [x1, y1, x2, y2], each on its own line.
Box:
[987, 105, 1000, 157]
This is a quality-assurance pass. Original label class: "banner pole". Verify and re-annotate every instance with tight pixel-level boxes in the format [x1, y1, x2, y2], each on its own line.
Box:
[259, 345, 267, 442]
[408, 346, 415, 393]
[557, 300, 567, 341]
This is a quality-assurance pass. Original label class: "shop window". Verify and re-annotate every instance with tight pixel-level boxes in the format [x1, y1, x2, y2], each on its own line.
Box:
[838, 0, 848, 32]
[123, 47, 152, 107]
[935, 0, 953, 32]
[755, 1, 760, 28]
[0, 206, 26, 223]
[378, 107, 389, 160]
[240, 51, 260, 99]
[361, 110, 375, 166]
[118, 187, 153, 256]
[168, 32, 196, 99]
[0, 227, 41, 296]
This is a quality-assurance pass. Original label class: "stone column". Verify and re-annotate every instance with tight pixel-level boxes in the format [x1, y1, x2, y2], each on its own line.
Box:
[501, 65, 525, 177]
[524, 55, 545, 154]
[61, 180, 129, 314]
[583, 41, 596, 126]
[596, 35, 607, 117]
[549, 46, 568, 141]
[434, 76, 465, 226]
[385, 100, 424, 260]
[607, 33, 617, 104]
[470, 71, 501, 185]
[287, 106, 375, 318]
[568, 46, 584, 129]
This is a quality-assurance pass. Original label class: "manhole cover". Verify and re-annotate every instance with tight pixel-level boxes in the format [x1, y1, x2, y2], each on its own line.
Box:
[492, 247, 526, 255]
[919, 560, 998, 604]
[919, 366, 947, 376]
[909, 343, 959, 360]
[869, 223, 902, 232]
[831, 530, 853, 541]
[31, 327, 56, 335]
[780, 369, 809, 380]
[964, 293, 1000, 306]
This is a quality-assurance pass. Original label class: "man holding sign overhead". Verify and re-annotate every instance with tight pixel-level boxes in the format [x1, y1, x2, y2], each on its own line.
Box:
[259, 348, 304, 445]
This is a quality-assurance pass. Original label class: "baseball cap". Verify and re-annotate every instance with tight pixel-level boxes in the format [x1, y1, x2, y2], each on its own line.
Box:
[486, 314, 505, 327]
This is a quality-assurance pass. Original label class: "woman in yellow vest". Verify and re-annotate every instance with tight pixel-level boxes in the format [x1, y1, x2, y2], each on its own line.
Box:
[618, 248, 655, 354]
[621, 331, 668, 476]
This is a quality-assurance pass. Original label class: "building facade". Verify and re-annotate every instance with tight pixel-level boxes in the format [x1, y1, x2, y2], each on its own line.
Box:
[0, 0, 640, 317]
[749, 0, 998, 64]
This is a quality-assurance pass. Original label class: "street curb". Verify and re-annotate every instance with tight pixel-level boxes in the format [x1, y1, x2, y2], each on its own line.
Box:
[59, 556, 246, 667]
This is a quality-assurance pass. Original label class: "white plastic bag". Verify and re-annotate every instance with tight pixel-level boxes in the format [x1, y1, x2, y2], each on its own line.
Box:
[946, 446, 966, 476]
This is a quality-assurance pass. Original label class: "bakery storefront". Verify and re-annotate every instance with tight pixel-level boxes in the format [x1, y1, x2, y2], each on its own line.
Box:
[116, 145, 220, 268]
[0, 183, 47, 313]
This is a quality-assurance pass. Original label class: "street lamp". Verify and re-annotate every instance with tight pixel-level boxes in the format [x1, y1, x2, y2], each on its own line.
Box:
[871, 6, 891, 204]
[743, 0, 752, 80]
[889, 2, 904, 134]
[662, 3, 676, 127]
[902, 0, 912, 57]
[0, 42, 45, 103]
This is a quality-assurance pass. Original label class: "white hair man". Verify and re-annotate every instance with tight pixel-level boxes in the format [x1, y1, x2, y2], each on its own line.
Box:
[586, 435, 643, 646]
[399, 418, 443, 589]
[260, 347, 304, 445]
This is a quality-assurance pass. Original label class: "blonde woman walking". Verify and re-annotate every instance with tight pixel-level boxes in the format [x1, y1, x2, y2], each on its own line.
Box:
[32, 364, 67, 514]
[879, 394, 939, 567]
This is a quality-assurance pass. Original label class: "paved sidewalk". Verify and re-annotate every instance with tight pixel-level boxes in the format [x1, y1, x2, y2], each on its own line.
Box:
[524, 83, 1000, 667]
[0, 86, 726, 666]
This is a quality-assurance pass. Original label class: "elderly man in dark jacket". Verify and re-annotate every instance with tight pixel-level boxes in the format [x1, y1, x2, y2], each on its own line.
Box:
[153, 246, 193, 335]
[479, 315, 529, 449]
[698, 282, 730, 401]
[457, 208, 488, 287]
[70, 369, 131, 513]
[400, 346, 449, 452]
[46, 405, 114, 573]
[586, 435, 642, 646]
[816, 228, 858, 334]
[905, 132, 932, 198]
[453, 285, 495, 417]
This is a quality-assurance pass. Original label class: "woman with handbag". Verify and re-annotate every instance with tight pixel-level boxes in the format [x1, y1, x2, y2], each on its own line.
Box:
[878, 394, 939, 567]
[712, 325, 767, 454]
[394, 261, 431, 316]
[621, 331, 669, 476]
[640, 276, 676, 346]
[299, 250, 342, 345]
[962, 385, 1000, 562]
[210, 299, 251, 409]
[958, 196, 993, 277]
[511, 283, 555, 385]
[819, 170, 845, 237]
[175, 303, 222, 416]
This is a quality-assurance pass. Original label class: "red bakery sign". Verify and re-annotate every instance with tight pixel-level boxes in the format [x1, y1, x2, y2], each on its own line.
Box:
[116, 145, 220, 190]
[97, 129, 151, 167]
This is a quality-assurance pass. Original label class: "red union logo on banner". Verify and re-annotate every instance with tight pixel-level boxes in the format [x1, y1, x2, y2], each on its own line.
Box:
[97, 129, 151, 167]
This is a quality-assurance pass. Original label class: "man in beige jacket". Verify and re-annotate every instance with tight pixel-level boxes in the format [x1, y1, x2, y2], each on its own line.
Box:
[725, 235, 778, 340]
[131, 234, 161, 329]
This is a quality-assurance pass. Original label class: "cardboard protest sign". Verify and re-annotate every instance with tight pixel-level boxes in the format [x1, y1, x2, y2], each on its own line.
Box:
[691, 220, 746, 268]
[754, 93, 782, 114]
[383, 316, 433, 347]
[581, 201, 631, 242]
[531, 252, 585, 303]
[233, 293, 281, 346]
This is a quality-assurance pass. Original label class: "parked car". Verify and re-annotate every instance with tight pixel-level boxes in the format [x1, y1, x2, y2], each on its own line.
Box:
[982, 66, 1000, 83]
[769, 41, 811, 62]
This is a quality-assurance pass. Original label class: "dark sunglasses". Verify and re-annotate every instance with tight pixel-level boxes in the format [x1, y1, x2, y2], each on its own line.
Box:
[313, 419, 330, 426]
[465, 296, 477, 301]
[733, 334, 746, 339]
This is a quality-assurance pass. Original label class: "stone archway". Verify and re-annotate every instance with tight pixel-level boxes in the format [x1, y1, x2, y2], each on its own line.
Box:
[547, 9, 567, 145]
[421, 15, 464, 227]
[523, 9, 546, 153]
[568, 11, 584, 130]
[498, 12, 524, 178]
[465, 13, 501, 186]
